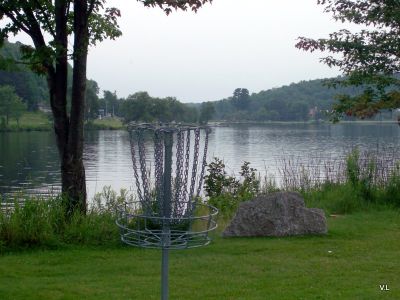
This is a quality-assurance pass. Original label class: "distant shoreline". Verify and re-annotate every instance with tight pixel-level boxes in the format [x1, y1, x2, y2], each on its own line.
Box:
[0, 112, 125, 132]
[1, 116, 398, 132]
[209, 120, 399, 127]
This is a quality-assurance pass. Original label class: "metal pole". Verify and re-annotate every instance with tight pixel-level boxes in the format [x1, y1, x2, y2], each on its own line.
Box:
[161, 131, 173, 300]
[161, 244, 169, 300]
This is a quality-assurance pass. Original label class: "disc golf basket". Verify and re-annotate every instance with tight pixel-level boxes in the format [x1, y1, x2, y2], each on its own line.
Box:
[116, 123, 218, 300]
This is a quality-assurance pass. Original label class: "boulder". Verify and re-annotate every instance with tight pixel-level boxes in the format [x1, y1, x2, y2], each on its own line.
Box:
[222, 192, 327, 237]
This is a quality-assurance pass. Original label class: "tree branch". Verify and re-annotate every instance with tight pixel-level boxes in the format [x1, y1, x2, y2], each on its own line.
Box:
[33, 0, 56, 38]
[0, 6, 31, 35]
[87, 0, 97, 17]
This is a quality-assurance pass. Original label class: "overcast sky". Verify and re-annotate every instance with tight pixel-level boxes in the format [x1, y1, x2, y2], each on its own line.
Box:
[9, 0, 354, 103]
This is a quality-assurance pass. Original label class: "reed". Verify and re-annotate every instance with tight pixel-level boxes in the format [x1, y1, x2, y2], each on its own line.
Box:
[277, 147, 400, 191]
[0, 187, 131, 253]
[206, 148, 400, 216]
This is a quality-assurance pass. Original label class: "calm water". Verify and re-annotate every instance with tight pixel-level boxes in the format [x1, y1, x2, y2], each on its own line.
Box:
[1, 123, 400, 199]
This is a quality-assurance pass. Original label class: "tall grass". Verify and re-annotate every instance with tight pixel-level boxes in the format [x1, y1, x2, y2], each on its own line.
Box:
[206, 148, 400, 217]
[277, 146, 400, 191]
[276, 148, 400, 213]
[3, 148, 400, 252]
[0, 187, 131, 253]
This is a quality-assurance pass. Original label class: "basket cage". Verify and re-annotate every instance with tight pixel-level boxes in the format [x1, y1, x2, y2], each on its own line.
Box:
[116, 123, 218, 249]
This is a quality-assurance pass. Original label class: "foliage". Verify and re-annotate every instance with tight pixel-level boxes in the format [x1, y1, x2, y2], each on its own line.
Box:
[0, 186, 134, 252]
[211, 81, 375, 122]
[0, 0, 211, 214]
[120, 91, 198, 123]
[0, 84, 26, 126]
[206, 149, 400, 217]
[0, 41, 48, 111]
[85, 79, 100, 120]
[0, 41, 105, 120]
[198, 101, 215, 124]
[296, 0, 400, 120]
[232, 88, 250, 110]
[204, 157, 238, 198]
[101, 90, 119, 117]
[204, 158, 260, 216]
[91, 186, 133, 214]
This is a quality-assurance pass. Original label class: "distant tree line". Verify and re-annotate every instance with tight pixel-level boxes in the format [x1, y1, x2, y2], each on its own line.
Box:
[211, 81, 397, 122]
[118, 91, 198, 123]
[0, 41, 215, 125]
[3, 41, 396, 126]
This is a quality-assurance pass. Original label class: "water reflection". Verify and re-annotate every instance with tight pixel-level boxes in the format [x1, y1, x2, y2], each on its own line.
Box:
[85, 130, 134, 197]
[1, 123, 399, 200]
[0, 132, 60, 196]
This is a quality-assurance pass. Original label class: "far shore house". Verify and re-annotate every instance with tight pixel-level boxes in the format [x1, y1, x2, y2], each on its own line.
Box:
[38, 103, 51, 114]
[308, 106, 318, 119]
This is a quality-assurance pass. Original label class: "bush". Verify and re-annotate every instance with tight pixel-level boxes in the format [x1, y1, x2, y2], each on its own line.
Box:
[204, 158, 261, 217]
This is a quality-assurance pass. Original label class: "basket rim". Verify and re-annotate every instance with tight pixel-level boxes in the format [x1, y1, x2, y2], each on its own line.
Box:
[116, 201, 218, 222]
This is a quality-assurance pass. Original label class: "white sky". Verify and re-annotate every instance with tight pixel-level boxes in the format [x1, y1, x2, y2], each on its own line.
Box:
[8, 0, 354, 103]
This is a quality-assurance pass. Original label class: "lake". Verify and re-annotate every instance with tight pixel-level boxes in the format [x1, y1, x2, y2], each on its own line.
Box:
[1, 123, 400, 200]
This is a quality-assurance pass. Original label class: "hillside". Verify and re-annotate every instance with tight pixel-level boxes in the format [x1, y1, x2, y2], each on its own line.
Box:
[0, 41, 101, 117]
[0, 40, 48, 111]
[1, 41, 393, 123]
[211, 80, 369, 122]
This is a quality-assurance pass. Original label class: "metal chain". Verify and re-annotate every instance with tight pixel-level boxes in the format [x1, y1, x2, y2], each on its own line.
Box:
[128, 124, 209, 221]
[154, 130, 164, 216]
[188, 128, 200, 210]
[129, 131, 143, 203]
[182, 129, 191, 203]
[196, 128, 210, 198]
[137, 130, 151, 213]
[173, 130, 185, 217]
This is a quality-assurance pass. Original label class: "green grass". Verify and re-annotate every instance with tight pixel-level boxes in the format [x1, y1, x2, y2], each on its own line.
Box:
[86, 117, 125, 130]
[2, 111, 52, 131]
[1, 112, 125, 131]
[0, 210, 399, 299]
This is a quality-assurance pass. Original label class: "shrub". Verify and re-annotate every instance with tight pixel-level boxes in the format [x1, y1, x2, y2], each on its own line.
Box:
[204, 157, 239, 198]
[204, 158, 261, 217]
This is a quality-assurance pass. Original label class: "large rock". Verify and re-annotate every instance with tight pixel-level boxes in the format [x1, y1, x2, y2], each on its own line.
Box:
[222, 192, 327, 237]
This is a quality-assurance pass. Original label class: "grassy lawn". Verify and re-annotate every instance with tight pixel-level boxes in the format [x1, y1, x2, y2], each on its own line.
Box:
[87, 117, 124, 130]
[0, 210, 399, 299]
[1, 112, 125, 131]
[4, 111, 52, 131]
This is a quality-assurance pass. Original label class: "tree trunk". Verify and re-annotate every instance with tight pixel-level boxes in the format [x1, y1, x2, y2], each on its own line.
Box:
[47, 0, 87, 215]
[13, 1, 89, 215]
[61, 0, 89, 214]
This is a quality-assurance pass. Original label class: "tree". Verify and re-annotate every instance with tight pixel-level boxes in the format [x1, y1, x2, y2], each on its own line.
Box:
[0, 40, 50, 111]
[199, 101, 215, 124]
[296, 0, 400, 120]
[120, 92, 197, 123]
[102, 90, 118, 117]
[85, 79, 100, 120]
[0, 85, 26, 126]
[0, 0, 212, 215]
[232, 88, 250, 110]
[11, 94, 26, 127]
